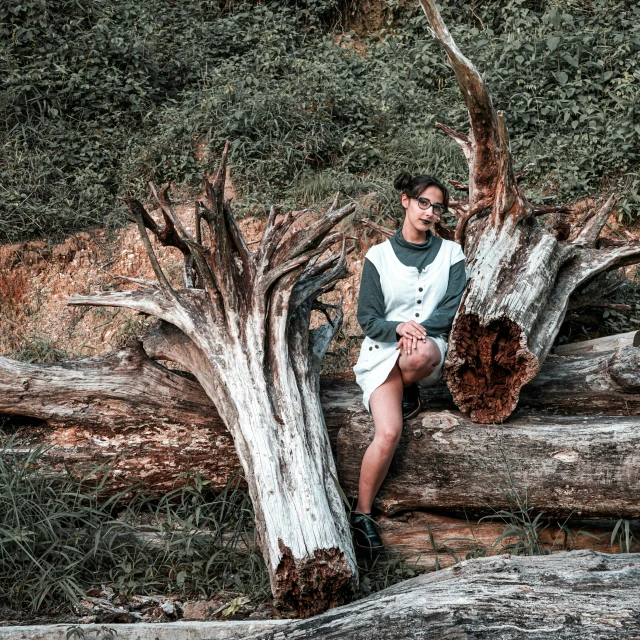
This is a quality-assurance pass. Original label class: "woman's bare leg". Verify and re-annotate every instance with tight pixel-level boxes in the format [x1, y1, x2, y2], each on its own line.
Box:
[355, 340, 443, 514]
[355, 364, 404, 514]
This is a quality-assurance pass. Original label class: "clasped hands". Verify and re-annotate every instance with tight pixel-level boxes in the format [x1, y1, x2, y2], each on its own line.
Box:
[396, 320, 427, 356]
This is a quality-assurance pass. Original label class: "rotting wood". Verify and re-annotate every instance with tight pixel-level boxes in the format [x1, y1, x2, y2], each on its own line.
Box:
[416, 0, 640, 423]
[242, 551, 640, 640]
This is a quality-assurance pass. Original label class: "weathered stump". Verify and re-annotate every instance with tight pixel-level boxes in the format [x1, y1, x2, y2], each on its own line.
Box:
[417, 0, 640, 423]
[64, 147, 359, 615]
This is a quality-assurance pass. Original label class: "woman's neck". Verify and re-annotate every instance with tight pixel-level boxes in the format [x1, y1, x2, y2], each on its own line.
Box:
[401, 220, 427, 244]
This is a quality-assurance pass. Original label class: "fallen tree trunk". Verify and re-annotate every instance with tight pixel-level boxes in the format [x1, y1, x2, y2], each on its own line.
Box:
[3, 340, 640, 515]
[0, 341, 241, 492]
[553, 330, 640, 356]
[243, 551, 640, 639]
[377, 511, 629, 569]
[519, 345, 640, 414]
[337, 410, 640, 519]
[417, 0, 640, 423]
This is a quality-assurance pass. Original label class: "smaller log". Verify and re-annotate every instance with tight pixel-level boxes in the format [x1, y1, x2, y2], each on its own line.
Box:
[519, 345, 640, 414]
[553, 330, 640, 355]
[244, 551, 640, 639]
[378, 511, 632, 570]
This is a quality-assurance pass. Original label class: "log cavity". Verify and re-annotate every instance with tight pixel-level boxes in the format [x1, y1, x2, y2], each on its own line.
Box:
[275, 541, 353, 617]
[447, 314, 537, 423]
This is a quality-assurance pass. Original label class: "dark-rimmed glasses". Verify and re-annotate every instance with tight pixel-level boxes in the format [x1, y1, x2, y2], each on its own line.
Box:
[408, 196, 446, 216]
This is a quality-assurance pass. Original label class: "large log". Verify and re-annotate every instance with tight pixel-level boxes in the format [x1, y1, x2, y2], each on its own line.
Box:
[337, 409, 640, 519]
[243, 551, 640, 639]
[3, 340, 640, 516]
[519, 344, 640, 414]
[416, 0, 640, 423]
[0, 341, 241, 491]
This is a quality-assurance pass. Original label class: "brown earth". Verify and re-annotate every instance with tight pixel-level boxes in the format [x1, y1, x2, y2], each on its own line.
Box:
[0, 198, 388, 376]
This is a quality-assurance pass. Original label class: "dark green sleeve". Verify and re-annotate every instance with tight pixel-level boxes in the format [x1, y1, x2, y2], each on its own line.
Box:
[356, 258, 400, 343]
[421, 260, 467, 338]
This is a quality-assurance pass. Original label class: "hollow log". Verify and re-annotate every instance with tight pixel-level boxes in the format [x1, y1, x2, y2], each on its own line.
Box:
[417, 0, 640, 423]
[243, 551, 640, 639]
[64, 148, 359, 615]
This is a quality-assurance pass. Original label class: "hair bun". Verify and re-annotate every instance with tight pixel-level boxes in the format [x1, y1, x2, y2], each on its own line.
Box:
[393, 172, 412, 191]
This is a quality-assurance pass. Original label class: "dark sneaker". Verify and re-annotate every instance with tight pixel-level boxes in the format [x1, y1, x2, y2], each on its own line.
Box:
[350, 512, 384, 555]
[402, 383, 422, 420]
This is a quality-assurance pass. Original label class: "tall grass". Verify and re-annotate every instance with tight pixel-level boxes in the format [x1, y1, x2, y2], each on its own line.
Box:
[0, 434, 267, 613]
[0, 432, 423, 614]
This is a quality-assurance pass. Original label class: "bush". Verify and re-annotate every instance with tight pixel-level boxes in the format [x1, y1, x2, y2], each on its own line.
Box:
[1, 0, 639, 242]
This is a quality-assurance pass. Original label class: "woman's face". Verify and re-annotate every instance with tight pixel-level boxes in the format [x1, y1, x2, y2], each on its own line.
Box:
[401, 185, 444, 234]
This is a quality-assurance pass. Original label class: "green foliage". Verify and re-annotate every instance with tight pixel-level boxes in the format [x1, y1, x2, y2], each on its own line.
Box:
[8, 332, 70, 362]
[2, 0, 639, 242]
[0, 434, 267, 612]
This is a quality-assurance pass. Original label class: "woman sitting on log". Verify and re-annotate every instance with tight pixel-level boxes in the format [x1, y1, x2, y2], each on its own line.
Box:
[351, 172, 467, 552]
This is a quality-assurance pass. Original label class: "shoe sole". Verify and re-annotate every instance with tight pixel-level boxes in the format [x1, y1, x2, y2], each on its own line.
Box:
[402, 400, 422, 421]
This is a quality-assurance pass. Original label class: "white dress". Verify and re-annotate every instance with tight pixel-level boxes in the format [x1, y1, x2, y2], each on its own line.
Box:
[353, 238, 466, 410]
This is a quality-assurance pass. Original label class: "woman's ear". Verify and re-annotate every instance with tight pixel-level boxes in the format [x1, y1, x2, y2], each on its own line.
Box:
[400, 193, 409, 210]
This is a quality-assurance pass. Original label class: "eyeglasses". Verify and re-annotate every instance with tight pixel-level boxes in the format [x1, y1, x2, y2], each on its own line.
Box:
[408, 196, 446, 216]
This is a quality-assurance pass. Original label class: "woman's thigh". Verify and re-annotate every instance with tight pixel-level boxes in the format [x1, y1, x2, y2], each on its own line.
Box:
[369, 363, 404, 442]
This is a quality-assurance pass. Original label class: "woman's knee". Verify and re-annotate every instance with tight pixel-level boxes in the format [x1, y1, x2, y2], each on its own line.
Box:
[400, 339, 440, 372]
[374, 425, 402, 452]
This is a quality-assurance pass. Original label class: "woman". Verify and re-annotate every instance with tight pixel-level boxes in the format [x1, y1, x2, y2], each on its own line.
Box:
[351, 172, 467, 552]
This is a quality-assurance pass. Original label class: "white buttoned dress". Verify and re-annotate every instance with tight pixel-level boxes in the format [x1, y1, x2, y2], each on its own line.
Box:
[353, 238, 466, 410]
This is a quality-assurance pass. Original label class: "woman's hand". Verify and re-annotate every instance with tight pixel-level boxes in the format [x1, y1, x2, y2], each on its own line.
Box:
[396, 321, 427, 355]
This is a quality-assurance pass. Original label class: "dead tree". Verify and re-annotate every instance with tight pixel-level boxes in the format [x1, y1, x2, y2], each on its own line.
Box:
[418, 0, 640, 423]
[3, 333, 640, 509]
[66, 143, 358, 616]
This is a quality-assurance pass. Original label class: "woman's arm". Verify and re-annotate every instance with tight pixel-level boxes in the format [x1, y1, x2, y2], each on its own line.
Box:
[421, 260, 467, 337]
[356, 258, 401, 342]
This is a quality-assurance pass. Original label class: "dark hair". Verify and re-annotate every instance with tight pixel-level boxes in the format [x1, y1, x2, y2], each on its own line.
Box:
[393, 172, 449, 211]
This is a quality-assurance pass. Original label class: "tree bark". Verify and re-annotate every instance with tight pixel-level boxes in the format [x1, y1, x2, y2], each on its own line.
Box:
[377, 511, 627, 570]
[63, 150, 359, 615]
[416, 0, 640, 423]
[243, 551, 640, 639]
[553, 330, 640, 356]
[0, 341, 242, 492]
